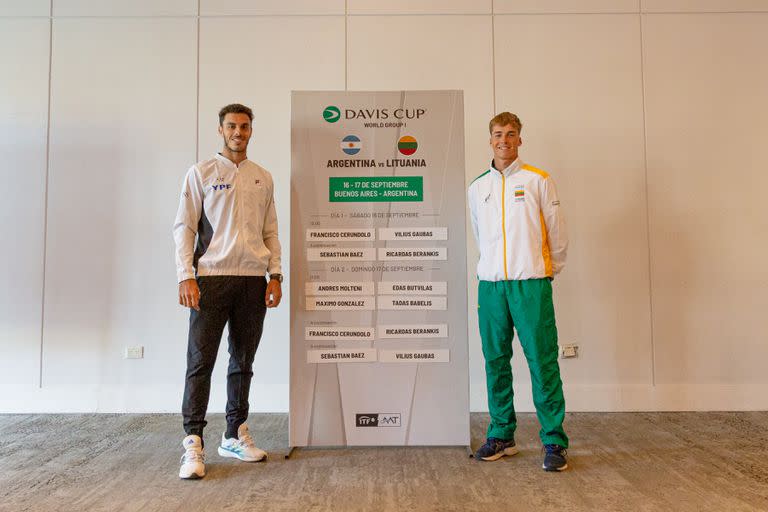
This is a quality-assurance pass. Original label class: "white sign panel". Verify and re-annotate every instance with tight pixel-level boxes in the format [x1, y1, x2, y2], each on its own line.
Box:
[305, 281, 375, 296]
[290, 90, 469, 447]
[377, 296, 447, 311]
[307, 248, 377, 261]
[377, 247, 447, 261]
[379, 349, 450, 363]
[377, 281, 447, 295]
[305, 297, 376, 311]
[305, 326, 376, 341]
[377, 324, 448, 339]
[378, 227, 448, 241]
[306, 229, 376, 242]
[308, 349, 378, 363]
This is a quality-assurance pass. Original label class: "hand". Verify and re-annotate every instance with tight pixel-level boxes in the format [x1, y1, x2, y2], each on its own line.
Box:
[265, 279, 282, 308]
[179, 279, 200, 311]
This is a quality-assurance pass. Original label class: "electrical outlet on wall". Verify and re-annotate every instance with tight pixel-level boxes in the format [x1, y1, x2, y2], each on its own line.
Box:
[559, 344, 578, 359]
[125, 346, 144, 359]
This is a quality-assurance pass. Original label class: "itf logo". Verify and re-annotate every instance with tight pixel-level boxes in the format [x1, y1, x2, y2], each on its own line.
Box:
[323, 105, 341, 123]
[355, 413, 401, 427]
[340, 135, 361, 155]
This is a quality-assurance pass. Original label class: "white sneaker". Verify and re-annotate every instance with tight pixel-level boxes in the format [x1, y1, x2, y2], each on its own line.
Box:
[179, 435, 205, 479]
[217, 424, 267, 462]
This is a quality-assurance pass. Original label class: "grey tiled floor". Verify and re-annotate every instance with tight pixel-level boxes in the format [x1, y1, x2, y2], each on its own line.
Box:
[1, 412, 767, 512]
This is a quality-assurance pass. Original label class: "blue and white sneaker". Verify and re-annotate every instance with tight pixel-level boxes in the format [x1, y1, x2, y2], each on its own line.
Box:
[474, 437, 519, 461]
[217, 424, 267, 462]
[542, 444, 568, 471]
[179, 435, 205, 479]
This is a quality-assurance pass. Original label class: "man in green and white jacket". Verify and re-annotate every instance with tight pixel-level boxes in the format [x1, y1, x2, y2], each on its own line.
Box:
[468, 112, 569, 471]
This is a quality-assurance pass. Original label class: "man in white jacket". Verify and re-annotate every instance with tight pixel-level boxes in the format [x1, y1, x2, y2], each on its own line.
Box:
[468, 112, 569, 471]
[173, 103, 283, 479]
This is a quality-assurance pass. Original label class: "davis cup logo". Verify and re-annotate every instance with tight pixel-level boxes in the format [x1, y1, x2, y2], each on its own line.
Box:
[323, 106, 341, 123]
[398, 135, 418, 156]
[341, 135, 362, 155]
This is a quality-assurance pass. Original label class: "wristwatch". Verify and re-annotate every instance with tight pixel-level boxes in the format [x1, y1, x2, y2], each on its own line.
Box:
[269, 273, 283, 283]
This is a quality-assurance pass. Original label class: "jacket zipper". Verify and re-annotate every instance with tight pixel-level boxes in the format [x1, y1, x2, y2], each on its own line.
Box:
[501, 173, 509, 280]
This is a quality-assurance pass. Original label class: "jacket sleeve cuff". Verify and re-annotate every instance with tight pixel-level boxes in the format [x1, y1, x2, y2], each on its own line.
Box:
[177, 271, 196, 283]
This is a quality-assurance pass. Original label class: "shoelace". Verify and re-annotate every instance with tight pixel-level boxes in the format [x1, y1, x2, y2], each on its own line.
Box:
[237, 431, 255, 448]
[181, 449, 205, 464]
[544, 445, 567, 456]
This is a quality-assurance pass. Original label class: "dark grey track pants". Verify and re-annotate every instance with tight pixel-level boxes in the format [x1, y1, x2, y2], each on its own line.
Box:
[182, 276, 267, 437]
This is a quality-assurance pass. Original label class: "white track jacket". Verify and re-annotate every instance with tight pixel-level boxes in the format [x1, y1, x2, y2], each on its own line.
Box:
[173, 154, 282, 283]
[468, 159, 567, 281]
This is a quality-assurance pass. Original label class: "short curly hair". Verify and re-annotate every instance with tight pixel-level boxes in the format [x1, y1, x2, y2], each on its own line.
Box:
[489, 112, 522, 134]
[218, 103, 253, 125]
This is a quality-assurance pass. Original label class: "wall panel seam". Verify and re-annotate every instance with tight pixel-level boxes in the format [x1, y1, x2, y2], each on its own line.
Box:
[8, 11, 767, 19]
[39, 0, 54, 388]
[491, 8, 496, 114]
[640, 10, 768, 15]
[638, 13, 656, 386]
[45, 15, 200, 18]
[195, 0, 200, 162]
[478, 12, 640, 16]
[345, 0, 348, 90]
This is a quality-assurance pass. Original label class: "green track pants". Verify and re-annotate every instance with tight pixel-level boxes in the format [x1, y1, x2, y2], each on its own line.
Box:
[478, 278, 568, 447]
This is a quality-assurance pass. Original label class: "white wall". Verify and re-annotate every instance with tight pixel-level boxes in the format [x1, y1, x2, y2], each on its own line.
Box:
[1, 0, 767, 413]
[0, 17, 50, 393]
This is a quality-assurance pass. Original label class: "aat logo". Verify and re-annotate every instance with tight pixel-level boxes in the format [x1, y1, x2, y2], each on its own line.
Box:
[355, 413, 401, 427]
[323, 105, 341, 123]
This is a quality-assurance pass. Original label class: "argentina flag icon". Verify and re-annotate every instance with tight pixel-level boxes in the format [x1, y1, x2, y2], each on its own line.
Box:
[341, 135, 362, 155]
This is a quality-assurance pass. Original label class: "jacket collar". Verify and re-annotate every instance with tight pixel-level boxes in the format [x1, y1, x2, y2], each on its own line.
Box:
[215, 153, 250, 169]
[490, 158, 522, 178]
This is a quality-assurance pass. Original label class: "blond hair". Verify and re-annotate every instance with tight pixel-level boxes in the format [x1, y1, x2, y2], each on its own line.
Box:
[489, 112, 522, 134]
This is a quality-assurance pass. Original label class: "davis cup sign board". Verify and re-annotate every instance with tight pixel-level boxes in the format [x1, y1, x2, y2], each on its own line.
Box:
[290, 91, 469, 447]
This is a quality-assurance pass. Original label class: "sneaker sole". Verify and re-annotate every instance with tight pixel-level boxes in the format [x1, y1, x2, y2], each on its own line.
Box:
[179, 471, 205, 479]
[479, 446, 519, 461]
[542, 463, 568, 472]
[217, 447, 267, 462]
